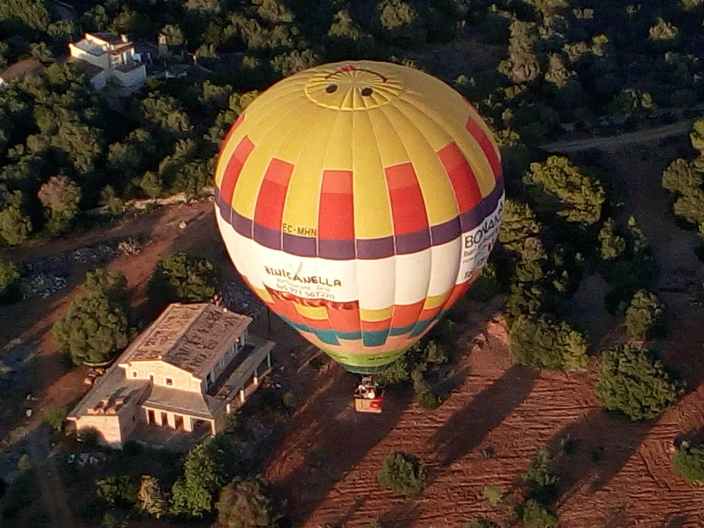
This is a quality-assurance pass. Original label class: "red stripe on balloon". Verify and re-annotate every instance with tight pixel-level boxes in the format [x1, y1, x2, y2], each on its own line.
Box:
[385, 162, 429, 235]
[465, 118, 502, 183]
[389, 300, 425, 330]
[218, 113, 245, 155]
[327, 303, 361, 334]
[254, 158, 294, 231]
[219, 136, 254, 208]
[437, 142, 482, 214]
[318, 170, 354, 241]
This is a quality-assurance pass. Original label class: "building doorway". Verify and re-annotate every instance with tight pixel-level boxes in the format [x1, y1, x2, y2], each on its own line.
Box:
[147, 409, 155, 424]
[174, 415, 184, 431]
[160, 412, 168, 427]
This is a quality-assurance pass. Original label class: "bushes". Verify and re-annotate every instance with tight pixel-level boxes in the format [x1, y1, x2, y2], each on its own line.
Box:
[509, 315, 588, 371]
[377, 452, 426, 497]
[96, 475, 138, 507]
[596, 345, 684, 421]
[673, 441, 704, 485]
[170, 435, 239, 518]
[516, 499, 558, 528]
[43, 406, 67, 432]
[624, 290, 665, 340]
[148, 252, 218, 307]
[214, 478, 282, 528]
[522, 449, 558, 504]
[137, 475, 169, 519]
[52, 269, 130, 365]
[0, 258, 20, 303]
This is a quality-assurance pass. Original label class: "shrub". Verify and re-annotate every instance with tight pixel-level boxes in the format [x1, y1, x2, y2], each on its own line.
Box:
[0, 258, 20, 303]
[281, 391, 297, 410]
[96, 475, 138, 507]
[509, 315, 588, 371]
[377, 452, 426, 497]
[17, 454, 32, 472]
[468, 263, 503, 302]
[214, 478, 282, 528]
[37, 175, 81, 234]
[465, 520, 499, 528]
[137, 475, 168, 519]
[624, 290, 665, 340]
[415, 388, 442, 410]
[148, 252, 218, 307]
[523, 449, 558, 503]
[170, 435, 239, 517]
[516, 499, 558, 528]
[673, 441, 704, 485]
[481, 485, 503, 506]
[52, 269, 129, 365]
[43, 406, 67, 432]
[596, 345, 684, 421]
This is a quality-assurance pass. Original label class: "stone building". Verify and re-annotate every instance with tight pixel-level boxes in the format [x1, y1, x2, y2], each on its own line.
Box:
[67, 303, 274, 448]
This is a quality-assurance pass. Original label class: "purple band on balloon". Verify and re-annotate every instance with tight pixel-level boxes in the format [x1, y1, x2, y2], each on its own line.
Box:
[217, 184, 503, 259]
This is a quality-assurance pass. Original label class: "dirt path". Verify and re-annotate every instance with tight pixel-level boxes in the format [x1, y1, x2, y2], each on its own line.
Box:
[541, 119, 694, 153]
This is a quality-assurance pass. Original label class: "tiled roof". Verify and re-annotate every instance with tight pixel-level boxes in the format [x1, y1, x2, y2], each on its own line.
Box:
[124, 303, 251, 377]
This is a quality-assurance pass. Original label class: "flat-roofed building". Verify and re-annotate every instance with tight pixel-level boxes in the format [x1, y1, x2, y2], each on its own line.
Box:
[69, 32, 146, 90]
[67, 303, 274, 448]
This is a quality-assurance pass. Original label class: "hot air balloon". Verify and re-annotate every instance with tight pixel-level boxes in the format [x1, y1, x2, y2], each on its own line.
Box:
[214, 61, 503, 382]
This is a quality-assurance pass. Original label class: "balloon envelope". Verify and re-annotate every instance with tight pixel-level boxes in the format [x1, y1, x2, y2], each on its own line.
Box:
[214, 61, 503, 373]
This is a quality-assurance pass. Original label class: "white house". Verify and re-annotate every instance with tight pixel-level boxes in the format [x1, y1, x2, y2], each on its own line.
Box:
[69, 32, 146, 90]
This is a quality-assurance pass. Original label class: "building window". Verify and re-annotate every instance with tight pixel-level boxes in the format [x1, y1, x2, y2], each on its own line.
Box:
[132, 371, 137, 377]
[149, 375, 153, 382]
[166, 378, 173, 386]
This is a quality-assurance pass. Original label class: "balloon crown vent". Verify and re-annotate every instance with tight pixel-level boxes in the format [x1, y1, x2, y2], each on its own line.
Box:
[305, 64, 404, 111]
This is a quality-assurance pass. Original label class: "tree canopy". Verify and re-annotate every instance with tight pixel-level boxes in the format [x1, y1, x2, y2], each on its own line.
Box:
[596, 345, 684, 421]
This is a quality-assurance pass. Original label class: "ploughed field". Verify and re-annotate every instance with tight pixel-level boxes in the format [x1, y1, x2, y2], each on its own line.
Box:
[265, 304, 704, 527]
[264, 142, 704, 528]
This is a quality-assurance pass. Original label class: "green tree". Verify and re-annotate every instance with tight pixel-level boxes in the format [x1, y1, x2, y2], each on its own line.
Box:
[673, 441, 704, 485]
[524, 156, 605, 225]
[52, 269, 129, 365]
[43, 406, 67, 432]
[516, 499, 558, 528]
[624, 290, 665, 340]
[376, 0, 425, 44]
[38, 175, 81, 234]
[499, 200, 542, 253]
[465, 520, 499, 528]
[0, 190, 32, 246]
[170, 436, 238, 518]
[596, 345, 684, 421]
[598, 219, 626, 261]
[0, 0, 50, 32]
[140, 171, 162, 199]
[509, 315, 588, 371]
[214, 478, 282, 528]
[649, 18, 680, 42]
[523, 449, 558, 503]
[97, 475, 138, 507]
[148, 252, 218, 306]
[662, 159, 701, 196]
[30, 42, 53, 63]
[498, 20, 542, 84]
[377, 452, 426, 497]
[0, 258, 20, 302]
[160, 24, 184, 47]
[137, 475, 169, 519]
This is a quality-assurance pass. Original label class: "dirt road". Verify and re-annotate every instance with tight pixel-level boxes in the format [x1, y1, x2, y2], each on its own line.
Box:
[541, 119, 694, 153]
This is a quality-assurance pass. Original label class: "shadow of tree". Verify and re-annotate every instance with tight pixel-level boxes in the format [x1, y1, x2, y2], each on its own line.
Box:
[432, 365, 538, 469]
